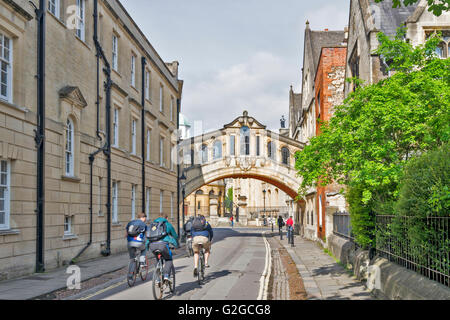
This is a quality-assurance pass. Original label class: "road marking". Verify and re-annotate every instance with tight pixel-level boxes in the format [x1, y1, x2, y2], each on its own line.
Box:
[257, 231, 272, 300]
[78, 280, 126, 300]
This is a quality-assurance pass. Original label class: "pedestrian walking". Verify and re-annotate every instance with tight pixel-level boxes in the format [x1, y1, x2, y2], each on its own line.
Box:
[230, 215, 234, 228]
[277, 215, 284, 240]
[286, 216, 294, 245]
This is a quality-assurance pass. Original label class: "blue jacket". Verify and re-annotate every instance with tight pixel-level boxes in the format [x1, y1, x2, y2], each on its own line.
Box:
[191, 222, 213, 241]
[126, 219, 148, 244]
[152, 217, 179, 248]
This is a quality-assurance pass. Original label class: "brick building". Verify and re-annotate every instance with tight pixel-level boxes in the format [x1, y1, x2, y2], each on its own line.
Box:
[0, 0, 182, 280]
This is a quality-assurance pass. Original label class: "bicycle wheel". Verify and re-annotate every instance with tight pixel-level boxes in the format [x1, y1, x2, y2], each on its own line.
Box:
[197, 252, 204, 284]
[139, 254, 149, 281]
[127, 250, 138, 287]
[169, 264, 176, 294]
[152, 262, 164, 300]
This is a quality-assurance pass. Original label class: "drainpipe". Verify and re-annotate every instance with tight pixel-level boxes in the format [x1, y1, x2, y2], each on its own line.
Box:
[72, 0, 111, 261]
[31, 0, 46, 273]
[141, 57, 147, 213]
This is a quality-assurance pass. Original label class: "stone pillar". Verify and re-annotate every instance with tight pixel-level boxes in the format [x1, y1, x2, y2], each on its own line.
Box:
[237, 195, 248, 226]
[209, 198, 219, 226]
[325, 206, 338, 242]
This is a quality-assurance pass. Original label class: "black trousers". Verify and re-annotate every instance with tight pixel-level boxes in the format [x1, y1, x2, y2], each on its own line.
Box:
[149, 241, 174, 277]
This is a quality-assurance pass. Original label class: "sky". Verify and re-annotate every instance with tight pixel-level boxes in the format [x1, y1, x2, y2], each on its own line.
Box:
[121, 0, 350, 133]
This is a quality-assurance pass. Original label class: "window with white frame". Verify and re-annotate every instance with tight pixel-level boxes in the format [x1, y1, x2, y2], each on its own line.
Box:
[131, 54, 136, 87]
[0, 33, 12, 102]
[145, 70, 150, 100]
[146, 187, 151, 216]
[160, 137, 165, 167]
[170, 192, 174, 221]
[230, 135, 235, 156]
[48, 0, 60, 19]
[170, 97, 174, 121]
[159, 85, 164, 113]
[131, 184, 136, 219]
[98, 177, 102, 216]
[64, 216, 73, 235]
[112, 35, 118, 71]
[65, 118, 75, 176]
[0, 160, 10, 230]
[112, 181, 119, 223]
[170, 143, 175, 171]
[113, 108, 119, 147]
[131, 119, 136, 155]
[76, 0, 85, 41]
[160, 190, 164, 214]
[146, 128, 151, 161]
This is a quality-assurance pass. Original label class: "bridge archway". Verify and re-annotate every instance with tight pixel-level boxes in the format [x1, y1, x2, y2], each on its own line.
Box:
[179, 111, 305, 225]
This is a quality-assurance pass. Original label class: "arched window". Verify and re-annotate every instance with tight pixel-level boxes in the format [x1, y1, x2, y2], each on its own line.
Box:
[213, 140, 222, 160]
[209, 190, 215, 196]
[65, 118, 74, 176]
[240, 126, 250, 156]
[281, 147, 290, 165]
[200, 144, 208, 164]
[267, 141, 276, 160]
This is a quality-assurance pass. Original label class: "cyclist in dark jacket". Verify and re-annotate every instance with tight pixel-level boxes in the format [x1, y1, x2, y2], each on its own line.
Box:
[191, 215, 213, 277]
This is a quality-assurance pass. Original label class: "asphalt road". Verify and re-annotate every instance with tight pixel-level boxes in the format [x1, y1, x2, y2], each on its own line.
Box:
[79, 227, 269, 300]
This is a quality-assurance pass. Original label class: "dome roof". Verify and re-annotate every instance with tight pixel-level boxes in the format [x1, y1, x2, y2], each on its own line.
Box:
[179, 113, 191, 127]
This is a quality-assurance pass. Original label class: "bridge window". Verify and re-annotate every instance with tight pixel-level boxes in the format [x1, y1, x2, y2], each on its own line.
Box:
[230, 135, 235, 156]
[267, 141, 276, 160]
[213, 140, 222, 160]
[281, 147, 290, 165]
[201, 144, 208, 163]
[256, 136, 260, 156]
[240, 126, 250, 156]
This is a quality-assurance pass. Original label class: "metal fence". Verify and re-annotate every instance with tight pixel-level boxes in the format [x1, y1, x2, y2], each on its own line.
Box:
[376, 215, 449, 288]
[333, 211, 354, 241]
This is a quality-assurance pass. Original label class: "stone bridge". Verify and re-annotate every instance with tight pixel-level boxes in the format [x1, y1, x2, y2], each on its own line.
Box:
[178, 111, 305, 225]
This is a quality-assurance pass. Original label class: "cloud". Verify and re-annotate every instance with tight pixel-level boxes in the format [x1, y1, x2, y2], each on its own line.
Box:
[182, 52, 296, 134]
[302, 2, 350, 31]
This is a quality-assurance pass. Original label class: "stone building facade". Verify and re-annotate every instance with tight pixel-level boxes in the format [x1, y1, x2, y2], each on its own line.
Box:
[0, 0, 182, 280]
[184, 180, 226, 218]
[288, 23, 347, 241]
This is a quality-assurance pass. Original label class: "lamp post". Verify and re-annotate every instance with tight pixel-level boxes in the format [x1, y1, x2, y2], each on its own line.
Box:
[179, 170, 186, 243]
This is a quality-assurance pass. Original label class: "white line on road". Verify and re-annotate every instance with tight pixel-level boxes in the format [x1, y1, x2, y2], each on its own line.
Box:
[257, 231, 272, 300]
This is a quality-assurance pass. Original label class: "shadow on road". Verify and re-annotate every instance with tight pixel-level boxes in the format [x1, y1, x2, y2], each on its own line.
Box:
[173, 270, 232, 296]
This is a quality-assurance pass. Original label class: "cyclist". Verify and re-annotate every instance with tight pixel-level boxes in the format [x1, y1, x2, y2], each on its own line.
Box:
[125, 212, 148, 281]
[147, 215, 179, 284]
[191, 215, 213, 277]
[184, 216, 194, 239]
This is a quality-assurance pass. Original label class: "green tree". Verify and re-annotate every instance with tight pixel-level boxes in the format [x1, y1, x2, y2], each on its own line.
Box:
[294, 29, 450, 247]
[374, 0, 450, 16]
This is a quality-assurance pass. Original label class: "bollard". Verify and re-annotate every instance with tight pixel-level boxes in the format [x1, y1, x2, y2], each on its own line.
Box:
[280, 227, 283, 240]
[290, 227, 295, 247]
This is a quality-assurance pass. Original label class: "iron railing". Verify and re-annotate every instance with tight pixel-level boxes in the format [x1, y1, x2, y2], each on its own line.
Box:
[376, 215, 449, 288]
[333, 211, 354, 241]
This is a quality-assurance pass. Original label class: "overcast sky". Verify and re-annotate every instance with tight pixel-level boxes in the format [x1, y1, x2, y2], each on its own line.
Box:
[121, 0, 350, 133]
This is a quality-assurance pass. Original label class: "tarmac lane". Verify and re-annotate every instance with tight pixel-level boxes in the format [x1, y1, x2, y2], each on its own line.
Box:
[76, 227, 270, 300]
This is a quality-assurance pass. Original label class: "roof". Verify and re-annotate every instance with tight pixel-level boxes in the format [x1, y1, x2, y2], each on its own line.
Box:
[367, 0, 419, 36]
[308, 29, 347, 78]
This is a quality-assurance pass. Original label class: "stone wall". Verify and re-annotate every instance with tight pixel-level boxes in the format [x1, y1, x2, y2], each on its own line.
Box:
[327, 234, 450, 300]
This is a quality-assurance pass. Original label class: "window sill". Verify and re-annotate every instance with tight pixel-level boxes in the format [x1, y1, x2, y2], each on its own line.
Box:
[63, 234, 78, 241]
[61, 175, 81, 183]
[131, 85, 139, 94]
[75, 34, 91, 51]
[112, 222, 122, 227]
[0, 229, 20, 236]
[48, 11, 65, 28]
[112, 68, 122, 78]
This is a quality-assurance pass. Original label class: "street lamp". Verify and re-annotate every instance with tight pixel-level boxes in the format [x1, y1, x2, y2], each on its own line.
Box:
[179, 170, 187, 242]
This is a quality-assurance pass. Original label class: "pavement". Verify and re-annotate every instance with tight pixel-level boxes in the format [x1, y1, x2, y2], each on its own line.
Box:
[274, 231, 374, 300]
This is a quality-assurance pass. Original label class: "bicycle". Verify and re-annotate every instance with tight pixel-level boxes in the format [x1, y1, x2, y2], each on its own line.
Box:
[197, 243, 206, 285]
[152, 249, 176, 300]
[127, 247, 149, 287]
[186, 234, 194, 257]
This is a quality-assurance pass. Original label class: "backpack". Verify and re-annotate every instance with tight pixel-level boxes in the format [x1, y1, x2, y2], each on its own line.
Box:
[192, 216, 207, 232]
[148, 220, 168, 242]
[127, 221, 145, 237]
